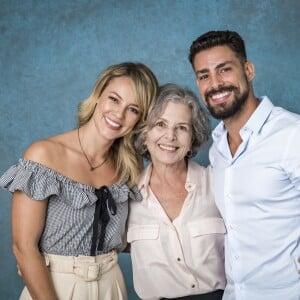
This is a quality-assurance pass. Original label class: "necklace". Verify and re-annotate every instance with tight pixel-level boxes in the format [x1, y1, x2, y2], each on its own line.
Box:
[77, 127, 109, 171]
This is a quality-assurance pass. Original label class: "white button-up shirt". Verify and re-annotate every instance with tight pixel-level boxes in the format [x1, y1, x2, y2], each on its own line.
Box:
[210, 96, 300, 300]
[127, 161, 226, 300]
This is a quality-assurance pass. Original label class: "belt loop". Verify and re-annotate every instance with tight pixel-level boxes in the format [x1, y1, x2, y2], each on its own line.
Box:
[74, 262, 101, 282]
[43, 253, 50, 267]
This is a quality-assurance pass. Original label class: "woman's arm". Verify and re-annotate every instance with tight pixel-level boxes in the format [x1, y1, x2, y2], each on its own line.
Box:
[11, 191, 58, 300]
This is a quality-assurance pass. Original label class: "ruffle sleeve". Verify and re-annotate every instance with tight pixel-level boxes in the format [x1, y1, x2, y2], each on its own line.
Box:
[0, 159, 95, 207]
[1, 159, 59, 200]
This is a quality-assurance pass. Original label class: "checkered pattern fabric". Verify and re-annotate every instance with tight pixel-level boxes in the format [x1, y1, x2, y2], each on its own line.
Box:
[0, 159, 141, 255]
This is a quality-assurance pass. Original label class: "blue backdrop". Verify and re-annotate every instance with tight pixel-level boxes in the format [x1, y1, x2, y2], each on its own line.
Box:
[1, 1, 299, 299]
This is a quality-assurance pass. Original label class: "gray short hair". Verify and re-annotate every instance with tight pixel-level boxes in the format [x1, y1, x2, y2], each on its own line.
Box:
[135, 83, 211, 160]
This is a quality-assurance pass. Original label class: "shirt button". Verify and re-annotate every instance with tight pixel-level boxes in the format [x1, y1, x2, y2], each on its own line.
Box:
[191, 284, 195, 288]
[234, 255, 239, 260]
[177, 257, 181, 262]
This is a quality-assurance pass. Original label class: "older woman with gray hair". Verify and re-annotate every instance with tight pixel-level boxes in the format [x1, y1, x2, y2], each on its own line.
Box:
[127, 83, 226, 300]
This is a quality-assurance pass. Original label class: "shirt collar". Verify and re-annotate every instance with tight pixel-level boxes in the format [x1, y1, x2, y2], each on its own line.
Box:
[212, 96, 274, 140]
[244, 96, 273, 134]
[137, 163, 153, 199]
[138, 160, 200, 197]
[185, 160, 202, 190]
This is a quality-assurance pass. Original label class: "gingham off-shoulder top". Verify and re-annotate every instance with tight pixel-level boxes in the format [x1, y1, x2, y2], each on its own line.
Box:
[0, 158, 141, 256]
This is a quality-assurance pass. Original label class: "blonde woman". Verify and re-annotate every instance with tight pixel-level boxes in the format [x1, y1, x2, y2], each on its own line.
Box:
[0, 62, 158, 300]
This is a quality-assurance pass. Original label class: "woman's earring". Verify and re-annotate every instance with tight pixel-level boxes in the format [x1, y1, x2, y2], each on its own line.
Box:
[186, 150, 193, 158]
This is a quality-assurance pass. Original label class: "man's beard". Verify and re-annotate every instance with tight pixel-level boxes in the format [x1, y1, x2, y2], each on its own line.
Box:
[205, 85, 249, 120]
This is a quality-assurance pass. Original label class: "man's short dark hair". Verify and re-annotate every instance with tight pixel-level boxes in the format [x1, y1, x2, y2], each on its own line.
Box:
[189, 30, 247, 67]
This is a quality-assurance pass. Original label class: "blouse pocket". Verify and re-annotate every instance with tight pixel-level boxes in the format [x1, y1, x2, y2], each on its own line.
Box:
[187, 217, 226, 270]
[127, 225, 161, 269]
[127, 224, 159, 243]
[188, 217, 226, 237]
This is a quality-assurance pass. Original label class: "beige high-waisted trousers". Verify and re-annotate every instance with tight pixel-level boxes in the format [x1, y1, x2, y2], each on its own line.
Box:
[19, 251, 127, 300]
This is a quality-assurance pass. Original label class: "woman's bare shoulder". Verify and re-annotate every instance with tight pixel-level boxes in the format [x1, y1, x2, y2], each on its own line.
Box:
[23, 131, 76, 166]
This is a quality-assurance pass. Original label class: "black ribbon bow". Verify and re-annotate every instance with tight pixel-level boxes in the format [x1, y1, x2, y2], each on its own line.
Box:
[90, 186, 117, 256]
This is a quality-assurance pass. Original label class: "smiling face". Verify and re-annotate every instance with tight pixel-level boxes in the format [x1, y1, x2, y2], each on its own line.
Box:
[93, 76, 141, 140]
[193, 45, 254, 120]
[146, 101, 193, 166]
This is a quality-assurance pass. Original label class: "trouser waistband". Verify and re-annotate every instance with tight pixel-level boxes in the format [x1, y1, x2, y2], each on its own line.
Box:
[42, 251, 117, 282]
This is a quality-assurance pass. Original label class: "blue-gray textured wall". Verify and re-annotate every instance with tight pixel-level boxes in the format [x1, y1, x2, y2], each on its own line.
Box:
[1, 1, 299, 299]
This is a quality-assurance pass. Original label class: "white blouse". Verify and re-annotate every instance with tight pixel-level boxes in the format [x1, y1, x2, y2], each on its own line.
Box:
[127, 160, 226, 300]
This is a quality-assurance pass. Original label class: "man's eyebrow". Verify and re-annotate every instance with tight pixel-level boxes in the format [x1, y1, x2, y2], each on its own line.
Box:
[196, 68, 209, 75]
[195, 60, 233, 75]
[215, 61, 232, 69]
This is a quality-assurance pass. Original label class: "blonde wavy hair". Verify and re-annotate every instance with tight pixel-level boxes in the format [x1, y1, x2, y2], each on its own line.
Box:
[77, 62, 158, 186]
